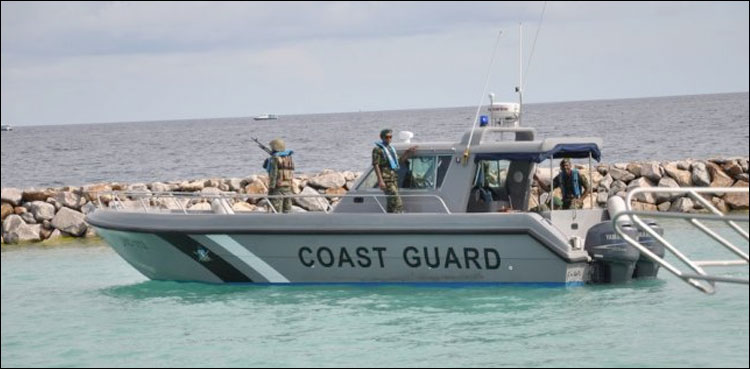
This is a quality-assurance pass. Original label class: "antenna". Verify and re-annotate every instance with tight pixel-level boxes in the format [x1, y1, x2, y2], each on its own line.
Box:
[516, 23, 523, 126]
[463, 30, 504, 165]
[518, 1, 548, 126]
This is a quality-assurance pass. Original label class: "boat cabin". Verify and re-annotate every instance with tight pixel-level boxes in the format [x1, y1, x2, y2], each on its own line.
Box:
[334, 126, 603, 215]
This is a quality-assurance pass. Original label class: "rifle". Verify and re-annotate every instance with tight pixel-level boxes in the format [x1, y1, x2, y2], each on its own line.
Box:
[251, 137, 273, 155]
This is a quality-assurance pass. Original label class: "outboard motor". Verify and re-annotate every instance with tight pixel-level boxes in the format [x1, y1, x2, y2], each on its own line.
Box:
[583, 196, 641, 284]
[632, 219, 665, 279]
[584, 221, 641, 284]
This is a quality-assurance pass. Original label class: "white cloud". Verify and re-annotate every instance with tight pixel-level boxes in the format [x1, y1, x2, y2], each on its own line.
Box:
[1, 1, 748, 125]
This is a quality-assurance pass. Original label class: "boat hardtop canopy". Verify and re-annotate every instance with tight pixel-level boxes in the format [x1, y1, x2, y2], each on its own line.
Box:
[389, 127, 603, 162]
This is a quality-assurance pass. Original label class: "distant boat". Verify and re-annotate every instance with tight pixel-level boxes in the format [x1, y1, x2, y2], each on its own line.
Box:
[1, 124, 12, 132]
[253, 114, 278, 121]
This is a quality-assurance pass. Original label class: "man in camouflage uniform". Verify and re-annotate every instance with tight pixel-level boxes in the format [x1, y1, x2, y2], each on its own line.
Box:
[267, 138, 295, 213]
[372, 129, 416, 213]
[552, 158, 590, 210]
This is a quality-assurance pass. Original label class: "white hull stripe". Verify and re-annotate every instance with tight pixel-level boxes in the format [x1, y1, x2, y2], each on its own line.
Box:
[206, 235, 290, 283]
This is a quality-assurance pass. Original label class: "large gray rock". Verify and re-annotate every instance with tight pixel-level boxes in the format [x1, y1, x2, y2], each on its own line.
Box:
[187, 202, 212, 211]
[655, 177, 681, 204]
[722, 160, 744, 177]
[51, 207, 88, 236]
[640, 162, 663, 182]
[723, 181, 749, 210]
[29, 200, 56, 221]
[691, 162, 712, 187]
[711, 197, 730, 214]
[244, 179, 269, 204]
[669, 197, 694, 213]
[180, 180, 205, 192]
[596, 191, 609, 205]
[157, 197, 190, 211]
[598, 174, 613, 191]
[127, 183, 149, 191]
[54, 191, 87, 210]
[627, 177, 656, 204]
[609, 167, 636, 183]
[677, 160, 692, 170]
[204, 179, 222, 188]
[200, 187, 223, 195]
[225, 178, 244, 192]
[22, 188, 57, 202]
[663, 163, 693, 187]
[307, 172, 346, 189]
[631, 201, 657, 212]
[343, 171, 360, 182]
[739, 159, 749, 173]
[657, 201, 672, 212]
[82, 183, 113, 203]
[47, 229, 63, 241]
[20, 212, 37, 224]
[2, 214, 41, 243]
[294, 186, 329, 212]
[625, 163, 642, 177]
[613, 163, 628, 170]
[609, 180, 628, 198]
[706, 162, 734, 188]
[149, 182, 171, 193]
[1, 188, 23, 206]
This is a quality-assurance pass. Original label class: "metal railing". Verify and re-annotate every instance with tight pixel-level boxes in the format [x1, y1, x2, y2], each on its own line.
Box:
[612, 187, 749, 294]
[96, 191, 452, 215]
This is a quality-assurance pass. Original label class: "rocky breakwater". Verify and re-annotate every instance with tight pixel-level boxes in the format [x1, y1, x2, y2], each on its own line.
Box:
[1, 170, 362, 245]
[530, 157, 749, 213]
[2, 158, 749, 246]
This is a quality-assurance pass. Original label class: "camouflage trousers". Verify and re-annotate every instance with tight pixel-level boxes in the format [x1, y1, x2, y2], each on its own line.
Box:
[562, 197, 583, 210]
[382, 181, 403, 213]
[269, 186, 293, 213]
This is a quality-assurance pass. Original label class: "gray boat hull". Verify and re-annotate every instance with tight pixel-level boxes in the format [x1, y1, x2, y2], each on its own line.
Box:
[89, 211, 590, 285]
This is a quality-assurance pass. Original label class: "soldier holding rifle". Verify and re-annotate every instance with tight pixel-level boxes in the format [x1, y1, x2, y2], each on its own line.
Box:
[252, 137, 295, 213]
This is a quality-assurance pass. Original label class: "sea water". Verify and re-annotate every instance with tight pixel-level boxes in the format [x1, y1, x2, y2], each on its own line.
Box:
[1, 92, 748, 189]
[2, 93, 749, 367]
[1, 219, 748, 367]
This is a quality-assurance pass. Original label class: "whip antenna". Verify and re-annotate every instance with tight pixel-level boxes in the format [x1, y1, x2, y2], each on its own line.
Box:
[523, 1, 547, 92]
[518, 1, 547, 123]
[463, 29, 504, 165]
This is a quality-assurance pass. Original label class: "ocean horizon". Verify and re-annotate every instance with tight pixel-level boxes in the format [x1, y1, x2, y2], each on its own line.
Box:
[2, 91, 748, 190]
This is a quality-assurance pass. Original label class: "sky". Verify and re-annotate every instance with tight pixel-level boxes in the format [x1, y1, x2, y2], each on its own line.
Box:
[1, 1, 748, 126]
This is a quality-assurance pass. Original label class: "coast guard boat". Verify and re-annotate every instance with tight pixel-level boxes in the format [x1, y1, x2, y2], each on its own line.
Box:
[87, 23, 748, 291]
[88, 92, 750, 294]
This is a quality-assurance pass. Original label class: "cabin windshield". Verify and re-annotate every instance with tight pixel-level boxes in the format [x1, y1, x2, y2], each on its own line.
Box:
[357, 155, 452, 190]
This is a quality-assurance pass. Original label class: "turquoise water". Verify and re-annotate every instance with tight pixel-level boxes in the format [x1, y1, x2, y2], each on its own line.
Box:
[2, 219, 748, 367]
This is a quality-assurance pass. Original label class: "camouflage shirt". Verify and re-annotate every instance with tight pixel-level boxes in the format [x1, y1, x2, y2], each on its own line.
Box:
[372, 146, 398, 183]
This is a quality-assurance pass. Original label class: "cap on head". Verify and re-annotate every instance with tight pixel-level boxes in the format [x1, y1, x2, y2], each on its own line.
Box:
[380, 129, 393, 139]
[269, 138, 285, 152]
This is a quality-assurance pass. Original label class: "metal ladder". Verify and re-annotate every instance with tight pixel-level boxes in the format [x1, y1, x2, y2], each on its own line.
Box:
[612, 187, 748, 294]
